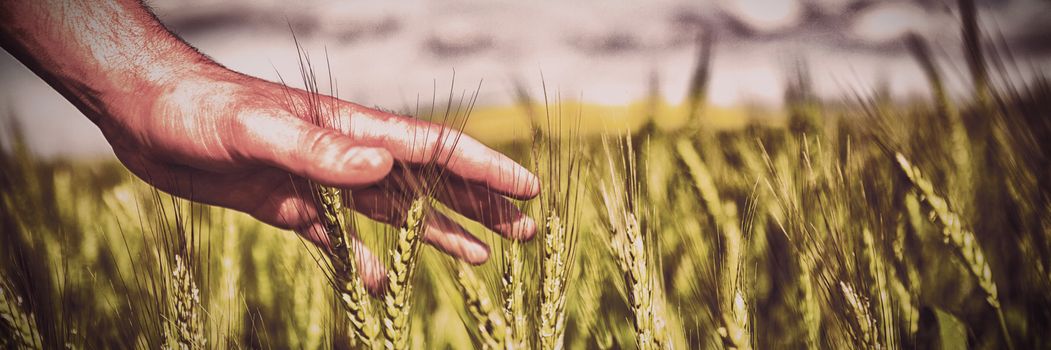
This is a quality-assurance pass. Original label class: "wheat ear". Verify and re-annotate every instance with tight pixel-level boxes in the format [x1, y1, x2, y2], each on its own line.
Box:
[896, 154, 999, 306]
[623, 213, 665, 350]
[317, 185, 378, 348]
[501, 242, 527, 348]
[382, 198, 427, 350]
[457, 263, 512, 350]
[839, 281, 878, 348]
[164, 255, 206, 350]
[861, 228, 895, 346]
[896, 153, 1012, 348]
[538, 212, 571, 350]
[600, 136, 667, 350]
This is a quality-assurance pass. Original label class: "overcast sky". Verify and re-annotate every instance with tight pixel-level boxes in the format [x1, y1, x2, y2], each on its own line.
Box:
[2, 0, 1049, 156]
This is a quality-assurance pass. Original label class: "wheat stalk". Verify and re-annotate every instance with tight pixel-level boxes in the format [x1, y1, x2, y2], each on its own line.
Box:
[538, 212, 571, 350]
[382, 198, 427, 350]
[889, 220, 921, 338]
[601, 204, 664, 348]
[457, 263, 512, 350]
[860, 228, 896, 349]
[838, 281, 878, 349]
[896, 154, 999, 305]
[599, 136, 667, 350]
[676, 138, 751, 350]
[163, 255, 206, 350]
[213, 211, 244, 344]
[287, 246, 328, 350]
[896, 153, 1012, 348]
[501, 242, 527, 348]
[602, 209, 665, 350]
[316, 185, 379, 348]
[0, 276, 40, 349]
[278, 35, 383, 348]
[888, 264, 919, 337]
[532, 88, 584, 350]
[959, 0, 991, 106]
[623, 213, 663, 350]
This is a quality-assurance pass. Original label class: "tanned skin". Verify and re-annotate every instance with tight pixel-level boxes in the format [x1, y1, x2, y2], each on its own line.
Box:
[0, 0, 539, 291]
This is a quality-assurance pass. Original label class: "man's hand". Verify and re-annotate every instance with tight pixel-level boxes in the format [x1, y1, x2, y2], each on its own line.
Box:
[0, 0, 539, 292]
[119, 65, 538, 292]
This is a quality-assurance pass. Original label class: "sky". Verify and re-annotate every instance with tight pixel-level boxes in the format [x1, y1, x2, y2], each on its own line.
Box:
[1, 0, 1049, 157]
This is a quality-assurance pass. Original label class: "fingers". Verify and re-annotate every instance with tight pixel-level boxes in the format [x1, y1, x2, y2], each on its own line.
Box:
[118, 150, 391, 295]
[433, 179, 537, 241]
[300, 223, 389, 296]
[235, 111, 394, 188]
[121, 154, 390, 294]
[339, 105, 540, 199]
[116, 151, 319, 230]
[352, 188, 492, 265]
[259, 183, 391, 295]
[422, 213, 491, 265]
[372, 167, 536, 240]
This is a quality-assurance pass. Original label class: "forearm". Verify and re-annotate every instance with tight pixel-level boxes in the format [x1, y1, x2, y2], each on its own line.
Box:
[0, 0, 208, 125]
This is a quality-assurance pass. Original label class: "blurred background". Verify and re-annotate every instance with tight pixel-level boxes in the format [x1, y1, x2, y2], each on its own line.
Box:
[1, 0, 1049, 156]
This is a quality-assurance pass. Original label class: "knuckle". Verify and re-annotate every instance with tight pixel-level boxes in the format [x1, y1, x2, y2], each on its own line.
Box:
[227, 109, 255, 143]
[225, 107, 279, 160]
[302, 126, 333, 153]
[302, 128, 342, 162]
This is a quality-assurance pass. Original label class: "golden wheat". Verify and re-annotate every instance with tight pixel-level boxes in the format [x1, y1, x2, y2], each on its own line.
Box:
[501, 242, 527, 348]
[538, 212, 571, 350]
[382, 198, 427, 350]
[839, 281, 878, 348]
[316, 185, 379, 348]
[600, 136, 668, 350]
[860, 228, 896, 349]
[896, 153, 1013, 348]
[896, 154, 999, 307]
[164, 255, 205, 350]
[457, 263, 511, 350]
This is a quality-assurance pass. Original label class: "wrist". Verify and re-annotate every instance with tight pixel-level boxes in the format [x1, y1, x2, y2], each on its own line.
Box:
[103, 43, 211, 118]
[0, 0, 215, 129]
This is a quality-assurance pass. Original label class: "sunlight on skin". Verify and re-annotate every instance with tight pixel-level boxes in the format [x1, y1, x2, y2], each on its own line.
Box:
[0, 0, 540, 284]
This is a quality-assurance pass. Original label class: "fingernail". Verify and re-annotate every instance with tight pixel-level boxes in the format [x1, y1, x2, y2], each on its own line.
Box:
[513, 164, 541, 197]
[511, 215, 537, 240]
[464, 243, 491, 265]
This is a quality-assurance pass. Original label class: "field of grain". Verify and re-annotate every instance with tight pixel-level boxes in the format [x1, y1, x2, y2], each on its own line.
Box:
[2, 1, 1049, 349]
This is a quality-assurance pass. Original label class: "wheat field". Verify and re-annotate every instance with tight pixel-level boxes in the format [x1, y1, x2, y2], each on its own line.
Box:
[2, 1, 1050, 349]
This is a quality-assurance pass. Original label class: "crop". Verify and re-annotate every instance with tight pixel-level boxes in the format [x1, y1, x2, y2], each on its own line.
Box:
[1, 1, 1048, 348]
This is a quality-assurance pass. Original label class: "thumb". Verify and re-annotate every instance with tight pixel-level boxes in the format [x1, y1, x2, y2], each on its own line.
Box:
[236, 112, 394, 187]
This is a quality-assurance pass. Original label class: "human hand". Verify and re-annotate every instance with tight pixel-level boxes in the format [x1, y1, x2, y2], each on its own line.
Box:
[105, 63, 539, 290]
[0, 0, 539, 292]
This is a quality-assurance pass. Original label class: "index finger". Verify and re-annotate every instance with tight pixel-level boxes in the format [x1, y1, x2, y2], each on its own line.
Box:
[338, 104, 539, 199]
